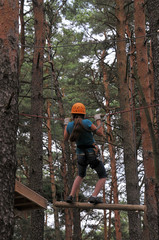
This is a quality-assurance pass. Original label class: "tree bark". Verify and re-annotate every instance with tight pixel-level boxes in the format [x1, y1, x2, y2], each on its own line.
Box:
[0, 0, 19, 239]
[29, 0, 45, 239]
[73, 208, 82, 240]
[146, 0, 159, 143]
[54, 201, 146, 211]
[47, 101, 61, 240]
[101, 50, 122, 240]
[71, 143, 82, 240]
[115, 0, 142, 239]
[134, 1, 158, 239]
[51, 59, 74, 239]
[145, 1, 159, 238]
[103, 182, 108, 240]
[19, 0, 25, 73]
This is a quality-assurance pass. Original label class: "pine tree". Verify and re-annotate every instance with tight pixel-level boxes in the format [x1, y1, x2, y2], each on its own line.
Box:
[29, 0, 45, 239]
[0, 0, 19, 239]
[115, 0, 141, 239]
[134, 0, 158, 238]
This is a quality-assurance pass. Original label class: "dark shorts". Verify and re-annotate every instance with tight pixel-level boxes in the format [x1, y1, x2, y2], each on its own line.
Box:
[77, 151, 107, 179]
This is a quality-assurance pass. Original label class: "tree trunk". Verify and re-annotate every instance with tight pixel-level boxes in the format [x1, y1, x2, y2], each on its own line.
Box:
[115, 1, 142, 239]
[19, 0, 25, 73]
[146, 4, 159, 234]
[134, 1, 158, 239]
[0, 1, 19, 239]
[51, 60, 74, 239]
[107, 115, 122, 240]
[103, 182, 108, 240]
[73, 209, 82, 240]
[47, 101, 61, 240]
[29, 0, 45, 239]
[71, 143, 82, 240]
[146, 2, 159, 229]
[61, 141, 73, 239]
[149, 41, 155, 111]
[146, 0, 159, 143]
[108, 187, 113, 240]
[101, 50, 122, 240]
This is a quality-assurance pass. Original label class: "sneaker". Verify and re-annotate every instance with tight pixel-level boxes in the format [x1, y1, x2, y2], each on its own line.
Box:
[66, 195, 74, 203]
[89, 196, 103, 204]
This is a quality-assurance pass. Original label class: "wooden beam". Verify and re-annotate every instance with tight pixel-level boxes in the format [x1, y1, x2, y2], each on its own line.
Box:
[54, 201, 146, 211]
[15, 180, 47, 211]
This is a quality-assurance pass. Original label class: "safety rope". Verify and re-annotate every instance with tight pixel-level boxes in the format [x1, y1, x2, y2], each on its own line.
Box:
[19, 103, 159, 121]
[19, 31, 158, 49]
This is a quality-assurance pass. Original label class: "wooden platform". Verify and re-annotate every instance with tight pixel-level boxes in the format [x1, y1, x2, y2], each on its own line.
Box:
[14, 180, 47, 211]
[54, 201, 146, 211]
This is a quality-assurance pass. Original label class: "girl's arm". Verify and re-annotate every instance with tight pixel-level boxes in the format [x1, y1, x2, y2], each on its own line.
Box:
[64, 118, 70, 141]
[91, 114, 104, 136]
[91, 122, 103, 136]
[64, 125, 70, 141]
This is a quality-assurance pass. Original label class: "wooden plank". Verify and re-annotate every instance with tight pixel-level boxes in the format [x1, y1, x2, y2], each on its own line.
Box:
[15, 180, 47, 210]
[54, 201, 146, 211]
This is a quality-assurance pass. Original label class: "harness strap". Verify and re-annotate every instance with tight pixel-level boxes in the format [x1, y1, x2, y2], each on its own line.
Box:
[77, 145, 95, 149]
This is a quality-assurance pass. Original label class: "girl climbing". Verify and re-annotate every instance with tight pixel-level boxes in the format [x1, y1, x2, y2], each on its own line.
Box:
[64, 103, 107, 204]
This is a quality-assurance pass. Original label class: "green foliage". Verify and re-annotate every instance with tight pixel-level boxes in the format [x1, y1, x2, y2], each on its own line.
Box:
[110, 211, 129, 240]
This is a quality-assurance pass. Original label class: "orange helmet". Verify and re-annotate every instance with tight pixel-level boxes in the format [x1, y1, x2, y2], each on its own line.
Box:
[71, 103, 86, 115]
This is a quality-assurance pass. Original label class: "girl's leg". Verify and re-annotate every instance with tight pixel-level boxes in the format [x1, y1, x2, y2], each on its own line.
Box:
[69, 176, 83, 197]
[92, 177, 106, 197]
[91, 161, 107, 198]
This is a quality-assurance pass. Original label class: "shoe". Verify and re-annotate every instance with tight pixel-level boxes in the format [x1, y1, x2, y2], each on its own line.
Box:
[66, 195, 74, 203]
[89, 196, 103, 204]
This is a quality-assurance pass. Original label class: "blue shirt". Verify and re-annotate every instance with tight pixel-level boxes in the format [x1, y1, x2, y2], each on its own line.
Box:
[67, 119, 95, 154]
